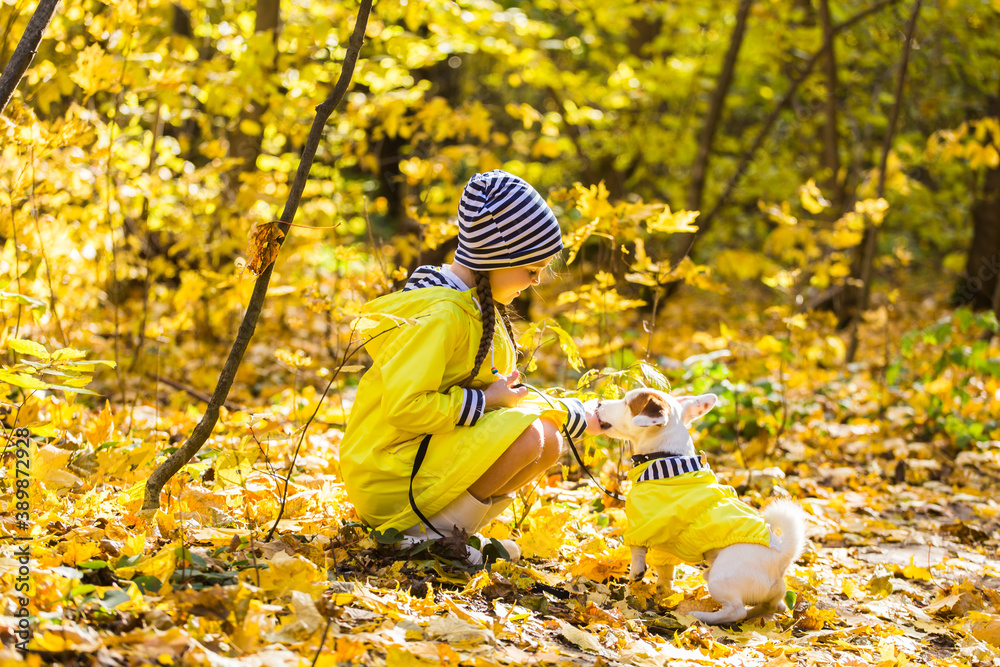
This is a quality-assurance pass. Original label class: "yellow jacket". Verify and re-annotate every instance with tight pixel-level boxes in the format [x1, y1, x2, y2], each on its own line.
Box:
[624, 459, 772, 565]
[341, 267, 586, 533]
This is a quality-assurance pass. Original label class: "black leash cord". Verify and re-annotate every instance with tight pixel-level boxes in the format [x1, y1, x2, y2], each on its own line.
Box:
[517, 382, 625, 503]
[563, 426, 626, 502]
[408, 433, 446, 539]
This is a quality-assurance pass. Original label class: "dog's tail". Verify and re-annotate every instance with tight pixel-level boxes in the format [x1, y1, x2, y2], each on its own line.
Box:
[762, 499, 807, 567]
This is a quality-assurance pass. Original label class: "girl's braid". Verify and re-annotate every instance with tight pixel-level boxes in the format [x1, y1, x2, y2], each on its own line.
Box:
[465, 270, 496, 388]
[498, 307, 516, 349]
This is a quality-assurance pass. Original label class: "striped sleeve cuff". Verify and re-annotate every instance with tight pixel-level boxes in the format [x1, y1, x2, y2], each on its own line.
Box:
[559, 397, 588, 440]
[457, 389, 485, 427]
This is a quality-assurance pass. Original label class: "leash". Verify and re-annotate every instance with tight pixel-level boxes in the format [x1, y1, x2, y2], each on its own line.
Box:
[516, 382, 625, 503]
[408, 434, 446, 539]
[563, 423, 626, 503]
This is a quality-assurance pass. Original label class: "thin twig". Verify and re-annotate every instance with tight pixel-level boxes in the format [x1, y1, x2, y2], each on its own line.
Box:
[144, 372, 249, 412]
[107, 1, 139, 404]
[29, 143, 67, 346]
[311, 618, 334, 667]
[264, 320, 397, 542]
[8, 159, 22, 345]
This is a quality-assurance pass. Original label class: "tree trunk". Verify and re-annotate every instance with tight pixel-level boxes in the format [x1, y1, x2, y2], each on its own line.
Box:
[685, 0, 753, 216]
[226, 0, 281, 199]
[141, 0, 374, 514]
[0, 0, 60, 116]
[817, 0, 843, 212]
[954, 83, 1000, 310]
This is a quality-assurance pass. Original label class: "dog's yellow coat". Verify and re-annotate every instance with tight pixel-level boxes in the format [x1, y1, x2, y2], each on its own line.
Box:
[625, 462, 772, 566]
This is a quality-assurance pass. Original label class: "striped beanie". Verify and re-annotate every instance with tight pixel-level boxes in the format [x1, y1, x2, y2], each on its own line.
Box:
[454, 170, 563, 271]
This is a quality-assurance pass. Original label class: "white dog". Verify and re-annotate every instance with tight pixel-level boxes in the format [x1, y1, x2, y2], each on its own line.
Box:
[593, 388, 806, 624]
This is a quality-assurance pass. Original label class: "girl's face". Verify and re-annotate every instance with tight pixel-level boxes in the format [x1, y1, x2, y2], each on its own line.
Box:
[489, 260, 551, 304]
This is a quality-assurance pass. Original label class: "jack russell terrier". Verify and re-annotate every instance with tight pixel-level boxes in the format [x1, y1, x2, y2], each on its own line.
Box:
[592, 389, 806, 624]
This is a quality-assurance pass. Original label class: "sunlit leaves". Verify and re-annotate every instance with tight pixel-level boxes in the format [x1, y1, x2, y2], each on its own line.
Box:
[518, 319, 583, 372]
[70, 44, 123, 99]
[8, 338, 51, 360]
[928, 118, 1000, 170]
[2, 339, 113, 396]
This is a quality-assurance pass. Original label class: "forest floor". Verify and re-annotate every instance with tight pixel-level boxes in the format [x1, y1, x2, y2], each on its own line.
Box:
[2, 281, 1000, 666]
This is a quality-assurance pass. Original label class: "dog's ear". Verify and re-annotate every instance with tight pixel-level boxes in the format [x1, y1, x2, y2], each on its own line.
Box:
[628, 391, 668, 427]
[677, 394, 718, 425]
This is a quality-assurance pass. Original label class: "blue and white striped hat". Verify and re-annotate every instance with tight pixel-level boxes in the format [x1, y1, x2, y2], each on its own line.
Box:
[455, 170, 563, 271]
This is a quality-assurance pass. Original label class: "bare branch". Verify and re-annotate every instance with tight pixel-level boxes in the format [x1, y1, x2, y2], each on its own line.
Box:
[846, 0, 923, 362]
[672, 0, 902, 265]
[0, 0, 59, 116]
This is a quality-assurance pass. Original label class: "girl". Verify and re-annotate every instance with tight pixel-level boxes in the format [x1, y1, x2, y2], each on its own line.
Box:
[341, 170, 600, 563]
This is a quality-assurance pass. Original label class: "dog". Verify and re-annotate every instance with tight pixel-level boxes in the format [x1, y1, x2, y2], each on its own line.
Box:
[592, 388, 806, 624]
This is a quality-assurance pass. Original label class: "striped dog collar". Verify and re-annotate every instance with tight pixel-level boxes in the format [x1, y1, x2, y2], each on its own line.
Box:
[635, 455, 708, 482]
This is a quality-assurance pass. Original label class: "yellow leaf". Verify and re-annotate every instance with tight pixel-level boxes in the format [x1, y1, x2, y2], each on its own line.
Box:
[85, 400, 115, 446]
[842, 578, 866, 601]
[136, 544, 178, 589]
[967, 613, 1000, 648]
[215, 445, 259, 486]
[715, 249, 765, 281]
[62, 540, 101, 565]
[71, 43, 121, 98]
[250, 551, 325, 599]
[385, 646, 439, 667]
[568, 542, 630, 581]
[983, 144, 1000, 170]
[624, 272, 658, 287]
[646, 208, 700, 234]
[797, 605, 838, 630]
[799, 179, 830, 214]
[902, 564, 933, 581]
[156, 509, 176, 534]
[557, 619, 604, 653]
[239, 118, 262, 136]
[123, 533, 146, 558]
[52, 347, 87, 362]
[33, 444, 82, 489]
[517, 505, 574, 559]
[756, 335, 785, 355]
[531, 137, 562, 159]
[0, 369, 49, 390]
[8, 338, 50, 359]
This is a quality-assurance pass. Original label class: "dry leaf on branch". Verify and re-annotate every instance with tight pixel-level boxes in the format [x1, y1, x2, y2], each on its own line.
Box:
[246, 220, 285, 276]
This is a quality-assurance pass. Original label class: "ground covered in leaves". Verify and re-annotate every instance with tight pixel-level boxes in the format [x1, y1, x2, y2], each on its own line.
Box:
[2, 283, 1000, 666]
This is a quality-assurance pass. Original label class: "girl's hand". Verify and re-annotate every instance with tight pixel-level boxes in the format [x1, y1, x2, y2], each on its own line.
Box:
[583, 398, 605, 435]
[483, 371, 528, 410]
